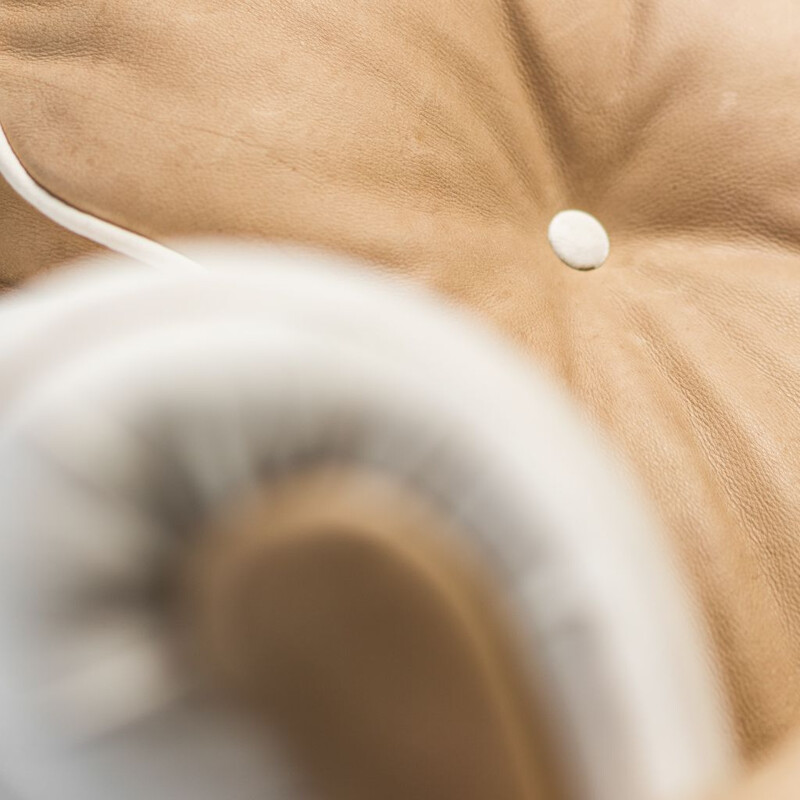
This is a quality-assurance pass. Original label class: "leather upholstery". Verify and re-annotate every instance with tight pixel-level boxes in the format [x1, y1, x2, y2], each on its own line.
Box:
[2, 0, 800, 763]
[0, 174, 102, 285]
[718, 732, 800, 800]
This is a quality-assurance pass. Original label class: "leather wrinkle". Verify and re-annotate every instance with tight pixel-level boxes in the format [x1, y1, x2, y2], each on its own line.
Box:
[5, 0, 800, 764]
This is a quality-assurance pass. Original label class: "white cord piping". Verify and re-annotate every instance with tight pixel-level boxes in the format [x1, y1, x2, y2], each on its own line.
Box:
[0, 121, 199, 270]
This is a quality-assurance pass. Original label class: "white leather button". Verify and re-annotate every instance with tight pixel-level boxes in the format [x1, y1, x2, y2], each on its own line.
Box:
[548, 210, 610, 270]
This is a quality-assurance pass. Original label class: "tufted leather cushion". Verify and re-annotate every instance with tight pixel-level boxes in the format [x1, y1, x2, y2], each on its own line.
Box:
[2, 0, 800, 764]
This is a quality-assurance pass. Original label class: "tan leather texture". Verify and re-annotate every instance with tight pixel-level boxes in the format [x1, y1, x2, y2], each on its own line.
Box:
[2, 0, 800, 761]
[0, 173, 102, 285]
[712, 731, 800, 800]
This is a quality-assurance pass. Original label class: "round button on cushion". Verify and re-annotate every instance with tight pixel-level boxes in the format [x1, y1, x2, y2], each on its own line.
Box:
[548, 210, 610, 270]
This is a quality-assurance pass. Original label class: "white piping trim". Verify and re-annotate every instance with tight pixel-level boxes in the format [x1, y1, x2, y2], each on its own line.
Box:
[0, 122, 199, 270]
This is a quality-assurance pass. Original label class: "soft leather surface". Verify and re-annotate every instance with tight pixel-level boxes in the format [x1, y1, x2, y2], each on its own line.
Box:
[717, 731, 800, 800]
[0, 174, 102, 284]
[2, 0, 800, 759]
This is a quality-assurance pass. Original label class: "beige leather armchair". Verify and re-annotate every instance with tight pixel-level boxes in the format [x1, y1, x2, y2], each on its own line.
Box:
[1, 2, 799, 799]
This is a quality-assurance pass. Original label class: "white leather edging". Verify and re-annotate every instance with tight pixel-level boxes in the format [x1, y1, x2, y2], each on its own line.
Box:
[0, 122, 198, 270]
